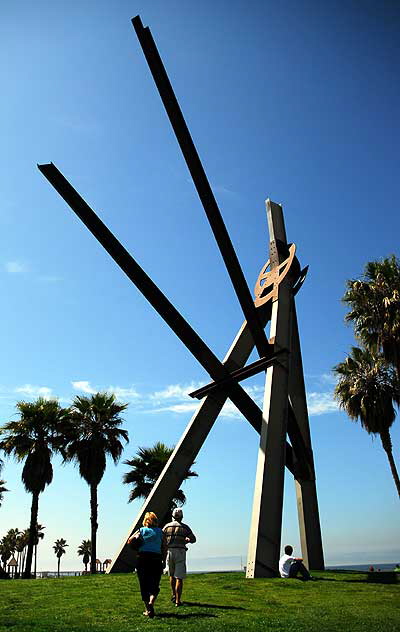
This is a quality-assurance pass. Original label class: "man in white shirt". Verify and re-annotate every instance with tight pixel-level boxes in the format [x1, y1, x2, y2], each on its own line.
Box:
[163, 508, 196, 606]
[279, 545, 311, 580]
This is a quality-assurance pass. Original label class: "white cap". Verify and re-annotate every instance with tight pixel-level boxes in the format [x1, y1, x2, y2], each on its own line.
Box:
[172, 508, 183, 521]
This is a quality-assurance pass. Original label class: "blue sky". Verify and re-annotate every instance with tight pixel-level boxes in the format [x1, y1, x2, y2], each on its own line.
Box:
[1, 0, 399, 572]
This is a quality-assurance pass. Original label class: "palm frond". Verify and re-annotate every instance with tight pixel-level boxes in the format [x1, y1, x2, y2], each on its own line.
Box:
[123, 441, 197, 506]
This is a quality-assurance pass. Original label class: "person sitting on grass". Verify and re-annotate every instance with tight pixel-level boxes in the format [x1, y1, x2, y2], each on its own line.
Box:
[279, 545, 311, 580]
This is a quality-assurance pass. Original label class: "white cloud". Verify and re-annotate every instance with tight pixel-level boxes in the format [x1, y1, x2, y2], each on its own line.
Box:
[307, 392, 338, 416]
[71, 381, 140, 400]
[305, 372, 337, 387]
[144, 380, 337, 419]
[71, 380, 96, 394]
[145, 381, 264, 419]
[6, 379, 337, 420]
[14, 384, 53, 399]
[149, 402, 200, 415]
[220, 400, 245, 418]
[151, 382, 205, 402]
[212, 183, 239, 198]
[320, 373, 336, 385]
[106, 386, 140, 400]
[5, 261, 25, 274]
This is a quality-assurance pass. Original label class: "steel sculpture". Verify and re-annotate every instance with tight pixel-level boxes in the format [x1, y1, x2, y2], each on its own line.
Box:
[39, 15, 324, 577]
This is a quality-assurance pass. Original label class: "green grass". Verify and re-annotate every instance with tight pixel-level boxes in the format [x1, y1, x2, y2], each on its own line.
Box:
[0, 570, 399, 632]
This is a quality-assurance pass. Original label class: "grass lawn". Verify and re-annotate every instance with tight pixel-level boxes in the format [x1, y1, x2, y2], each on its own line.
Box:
[0, 570, 399, 632]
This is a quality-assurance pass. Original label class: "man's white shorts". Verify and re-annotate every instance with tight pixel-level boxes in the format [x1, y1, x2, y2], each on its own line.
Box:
[167, 548, 187, 579]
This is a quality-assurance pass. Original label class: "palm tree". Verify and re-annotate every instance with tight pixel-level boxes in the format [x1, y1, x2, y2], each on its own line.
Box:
[0, 460, 8, 508]
[15, 530, 29, 577]
[0, 478, 8, 507]
[20, 529, 30, 577]
[77, 539, 91, 573]
[33, 523, 45, 578]
[53, 538, 68, 577]
[123, 441, 198, 523]
[0, 528, 20, 577]
[63, 392, 128, 574]
[334, 346, 400, 498]
[0, 538, 11, 577]
[4, 528, 20, 555]
[343, 256, 400, 382]
[0, 458, 8, 508]
[0, 397, 69, 578]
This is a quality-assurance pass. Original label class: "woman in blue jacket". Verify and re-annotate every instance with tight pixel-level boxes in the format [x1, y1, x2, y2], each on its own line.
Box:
[128, 512, 167, 618]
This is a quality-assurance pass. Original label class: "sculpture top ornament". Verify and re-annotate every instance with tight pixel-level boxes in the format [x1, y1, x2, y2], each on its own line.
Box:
[254, 243, 297, 307]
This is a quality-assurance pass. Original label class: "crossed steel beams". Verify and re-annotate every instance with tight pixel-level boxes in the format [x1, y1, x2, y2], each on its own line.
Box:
[38, 164, 297, 464]
[38, 163, 322, 574]
[38, 14, 324, 576]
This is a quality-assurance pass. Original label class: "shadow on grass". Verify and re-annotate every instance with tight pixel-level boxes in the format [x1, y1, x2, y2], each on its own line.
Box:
[367, 572, 397, 584]
[307, 577, 337, 582]
[156, 612, 217, 620]
[184, 601, 245, 610]
[321, 570, 398, 585]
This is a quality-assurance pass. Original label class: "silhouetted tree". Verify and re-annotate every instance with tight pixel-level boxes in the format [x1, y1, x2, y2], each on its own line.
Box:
[123, 441, 197, 523]
[0, 398, 68, 577]
[63, 393, 128, 573]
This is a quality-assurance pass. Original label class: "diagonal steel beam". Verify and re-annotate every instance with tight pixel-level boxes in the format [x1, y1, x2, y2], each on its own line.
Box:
[37, 163, 273, 437]
[38, 164, 308, 474]
[131, 15, 270, 358]
[188, 350, 287, 399]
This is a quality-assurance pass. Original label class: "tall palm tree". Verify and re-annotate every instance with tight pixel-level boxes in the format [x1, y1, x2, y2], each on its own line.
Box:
[0, 458, 8, 508]
[63, 392, 128, 574]
[77, 539, 91, 573]
[4, 528, 20, 556]
[334, 346, 400, 498]
[53, 538, 68, 578]
[0, 398, 69, 578]
[343, 256, 400, 382]
[0, 538, 11, 577]
[0, 528, 20, 577]
[123, 441, 198, 523]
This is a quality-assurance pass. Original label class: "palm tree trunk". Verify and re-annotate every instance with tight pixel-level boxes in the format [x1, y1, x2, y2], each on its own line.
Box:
[380, 428, 400, 498]
[58, 557, 60, 578]
[90, 483, 98, 574]
[18, 550, 22, 578]
[34, 545, 37, 578]
[24, 491, 39, 578]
